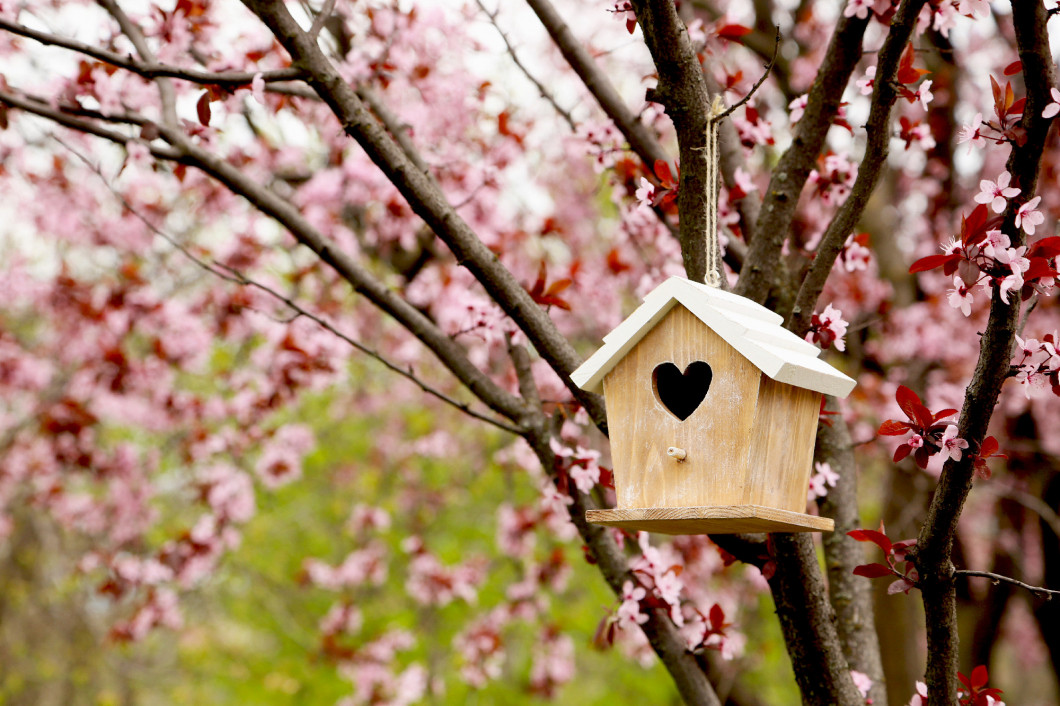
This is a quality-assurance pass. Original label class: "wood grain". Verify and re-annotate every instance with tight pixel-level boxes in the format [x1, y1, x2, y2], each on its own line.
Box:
[746, 378, 821, 511]
[586, 505, 835, 534]
[603, 305, 761, 509]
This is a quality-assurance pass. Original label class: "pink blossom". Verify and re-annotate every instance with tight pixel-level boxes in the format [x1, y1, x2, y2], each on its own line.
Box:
[1016, 196, 1044, 235]
[844, 0, 873, 20]
[907, 680, 929, 706]
[251, 72, 265, 105]
[616, 580, 648, 630]
[948, 277, 975, 316]
[1042, 87, 1060, 118]
[908, 433, 925, 449]
[974, 171, 1020, 214]
[857, 65, 876, 96]
[635, 177, 655, 210]
[807, 461, 840, 501]
[914, 79, 934, 109]
[956, 113, 985, 152]
[789, 94, 808, 124]
[940, 425, 969, 462]
[850, 670, 873, 699]
[958, 0, 990, 17]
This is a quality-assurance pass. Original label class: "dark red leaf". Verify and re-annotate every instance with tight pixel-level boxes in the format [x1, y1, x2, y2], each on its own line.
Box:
[909, 253, 959, 273]
[1003, 60, 1023, 76]
[931, 408, 959, 423]
[847, 529, 892, 554]
[1030, 236, 1060, 258]
[878, 419, 912, 435]
[853, 563, 894, 578]
[1008, 97, 1026, 115]
[893, 444, 913, 463]
[716, 24, 753, 41]
[708, 603, 726, 631]
[970, 664, 989, 688]
[896, 43, 928, 84]
[653, 159, 674, 187]
[196, 91, 211, 126]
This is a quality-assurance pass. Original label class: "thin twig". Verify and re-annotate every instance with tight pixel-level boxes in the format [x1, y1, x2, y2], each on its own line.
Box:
[308, 0, 336, 39]
[0, 18, 303, 87]
[716, 26, 781, 121]
[955, 570, 1060, 600]
[475, 0, 576, 131]
[50, 136, 524, 436]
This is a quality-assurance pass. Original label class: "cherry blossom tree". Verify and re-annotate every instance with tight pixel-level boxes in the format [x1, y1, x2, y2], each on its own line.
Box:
[2, 0, 1060, 704]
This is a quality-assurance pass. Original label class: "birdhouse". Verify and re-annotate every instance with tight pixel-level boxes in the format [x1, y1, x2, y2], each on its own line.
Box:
[570, 277, 856, 534]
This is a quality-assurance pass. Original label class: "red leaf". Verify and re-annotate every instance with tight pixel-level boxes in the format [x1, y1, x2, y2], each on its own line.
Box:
[653, 159, 674, 187]
[1030, 236, 1060, 258]
[931, 408, 959, 424]
[893, 444, 913, 463]
[716, 24, 753, 41]
[708, 603, 726, 631]
[895, 385, 932, 428]
[1003, 60, 1023, 76]
[909, 253, 958, 273]
[847, 529, 892, 554]
[970, 664, 989, 689]
[897, 43, 929, 84]
[879, 419, 912, 436]
[544, 278, 572, 297]
[853, 563, 894, 578]
[196, 91, 212, 126]
[1008, 96, 1026, 116]
[980, 436, 999, 457]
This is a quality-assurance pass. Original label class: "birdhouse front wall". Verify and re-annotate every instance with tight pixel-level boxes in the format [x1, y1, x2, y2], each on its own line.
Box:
[601, 304, 821, 513]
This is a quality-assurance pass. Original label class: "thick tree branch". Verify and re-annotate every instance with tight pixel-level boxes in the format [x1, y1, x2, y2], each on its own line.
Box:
[238, 0, 609, 433]
[524, 429, 723, 706]
[786, 0, 927, 335]
[766, 533, 865, 706]
[816, 400, 886, 706]
[735, 10, 870, 304]
[627, 0, 712, 282]
[913, 3, 1057, 703]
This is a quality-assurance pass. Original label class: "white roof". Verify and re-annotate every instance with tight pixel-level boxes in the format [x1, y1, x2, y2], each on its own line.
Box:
[570, 277, 856, 398]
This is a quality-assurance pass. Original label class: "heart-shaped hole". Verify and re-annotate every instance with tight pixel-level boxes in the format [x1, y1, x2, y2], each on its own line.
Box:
[652, 361, 713, 421]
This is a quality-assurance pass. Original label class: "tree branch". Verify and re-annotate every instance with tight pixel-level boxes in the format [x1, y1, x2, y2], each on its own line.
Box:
[956, 570, 1060, 600]
[786, 0, 927, 336]
[238, 0, 609, 433]
[0, 17, 303, 87]
[523, 428, 723, 706]
[816, 400, 886, 706]
[525, 0, 669, 167]
[476, 0, 576, 131]
[766, 533, 865, 706]
[627, 0, 713, 282]
[912, 3, 1057, 703]
[734, 10, 870, 305]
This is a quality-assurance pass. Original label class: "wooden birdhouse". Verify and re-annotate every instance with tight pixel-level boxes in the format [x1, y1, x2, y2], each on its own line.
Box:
[570, 277, 856, 534]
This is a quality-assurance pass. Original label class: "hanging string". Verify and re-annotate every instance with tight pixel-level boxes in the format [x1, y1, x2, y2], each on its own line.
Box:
[698, 27, 780, 289]
[703, 95, 725, 288]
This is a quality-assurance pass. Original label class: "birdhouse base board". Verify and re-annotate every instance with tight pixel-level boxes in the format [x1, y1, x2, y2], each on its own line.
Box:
[586, 505, 834, 534]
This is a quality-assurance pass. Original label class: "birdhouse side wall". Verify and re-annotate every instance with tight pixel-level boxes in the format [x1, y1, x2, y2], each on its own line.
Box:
[602, 305, 762, 509]
[745, 377, 821, 512]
